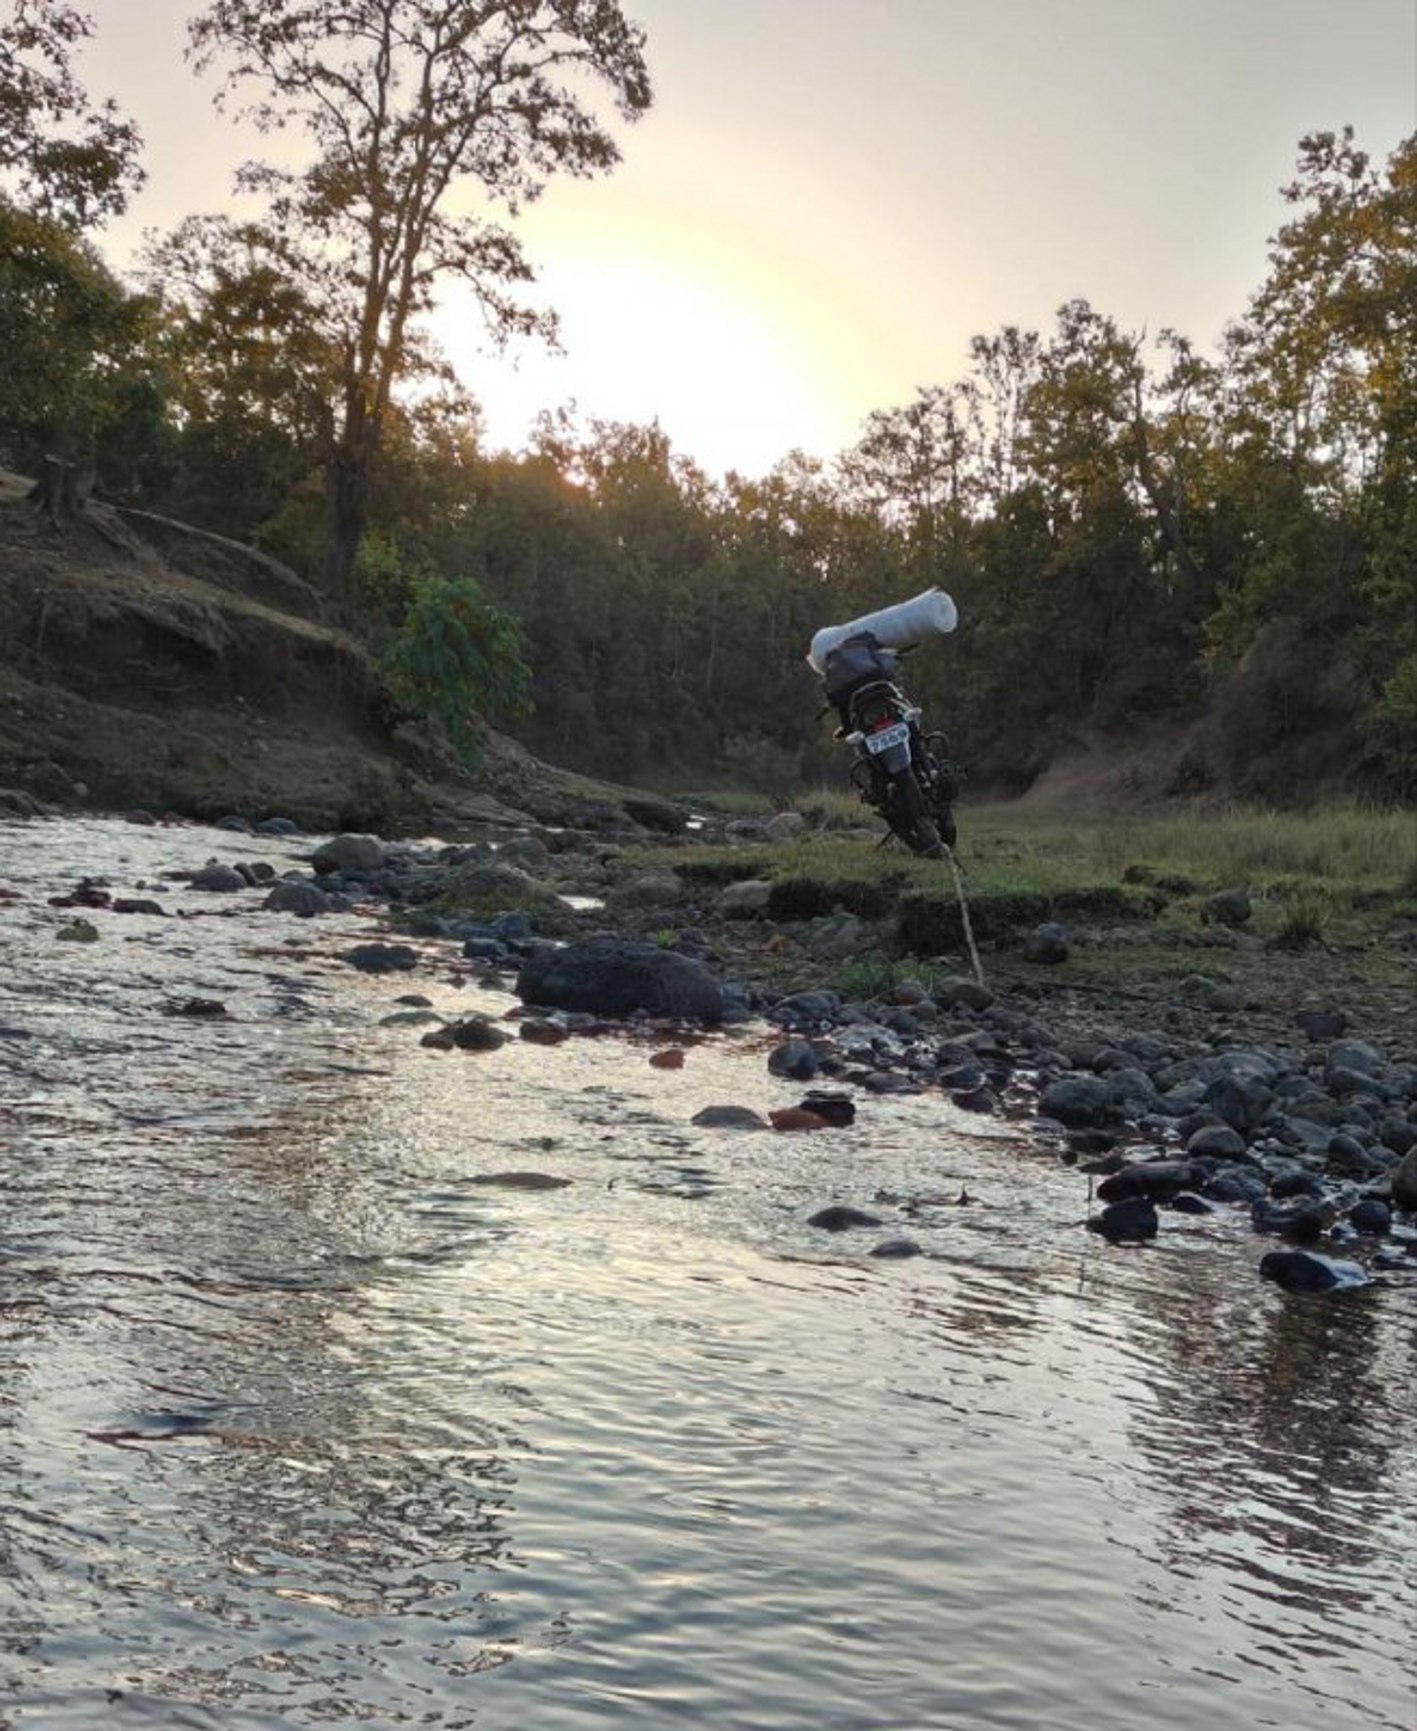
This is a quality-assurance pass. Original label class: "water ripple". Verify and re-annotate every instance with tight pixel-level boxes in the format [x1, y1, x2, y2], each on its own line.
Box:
[1, 817, 1413, 1728]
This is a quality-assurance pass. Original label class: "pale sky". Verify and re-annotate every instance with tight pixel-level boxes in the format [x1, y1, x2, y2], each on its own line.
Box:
[85, 0, 1417, 478]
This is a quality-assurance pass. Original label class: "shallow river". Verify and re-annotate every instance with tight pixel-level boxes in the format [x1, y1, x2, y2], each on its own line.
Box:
[1, 817, 1413, 1730]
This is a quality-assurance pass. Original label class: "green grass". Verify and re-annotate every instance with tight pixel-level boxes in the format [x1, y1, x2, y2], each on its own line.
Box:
[656, 797, 1417, 913]
[661, 825, 1154, 904]
[966, 801, 1417, 903]
[646, 795, 1416, 994]
[834, 949, 953, 999]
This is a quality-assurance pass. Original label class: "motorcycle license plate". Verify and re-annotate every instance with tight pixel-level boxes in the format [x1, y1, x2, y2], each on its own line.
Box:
[864, 722, 910, 755]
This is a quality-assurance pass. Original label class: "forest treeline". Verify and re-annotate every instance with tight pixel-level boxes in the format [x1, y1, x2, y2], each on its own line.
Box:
[2, 4, 1415, 801]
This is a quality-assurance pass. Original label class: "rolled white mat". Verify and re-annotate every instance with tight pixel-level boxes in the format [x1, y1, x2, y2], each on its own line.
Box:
[806, 588, 958, 672]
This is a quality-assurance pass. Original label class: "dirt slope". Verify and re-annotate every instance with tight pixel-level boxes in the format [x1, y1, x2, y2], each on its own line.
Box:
[0, 472, 635, 834]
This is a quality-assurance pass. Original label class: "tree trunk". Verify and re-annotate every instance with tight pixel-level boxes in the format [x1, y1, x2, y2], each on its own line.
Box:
[28, 455, 95, 530]
[323, 444, 367, 615]
[1127, 383, 1205, 599]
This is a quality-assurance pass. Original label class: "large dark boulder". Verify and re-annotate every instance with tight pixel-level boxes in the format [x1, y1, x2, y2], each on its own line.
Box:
[515, 937, 725, 1025]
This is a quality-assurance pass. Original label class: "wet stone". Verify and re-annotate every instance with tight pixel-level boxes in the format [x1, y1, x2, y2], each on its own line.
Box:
[1185, 1123, 1249, 1160]
[189, 862, 247, 892]
[862, 1071, 918, 1095]
[1259, 1250, 1370, 1293]
[807, 1204, 884, 1232]
[1267, 1167, 1326, 1200]
[767, 991, 841, 1028]
[1039, 1075, 1117, 1128]
[770, 1107, 831, 1132]
[1097, 1159, 1201, 1202]
[1165, 1192, 1215, 1215]
[768, 1038, 819, 1081]
[519, 1018, 571, 1046]
[1203, 1073, 1271, 1136]
[450, 1016, 507, 1052]
[54, 918, 99, 943]
[343, 943, 419, 974]
[691, 1104, 770, 1131]
[1203, 1168, 1267, 1205]
[1347, 1199, 1392, 1237]
[517, 937, 725, 1026]
[798, 1091, 856, 1127]
[1089, 1196, 1158, 1244]
[1251, 1197, 1334, 1245]
[312, 833, 388, 875]
[263, 880, 329, 917]
[162, 997, 228, 1018]
[467, 1172, 571, 1191]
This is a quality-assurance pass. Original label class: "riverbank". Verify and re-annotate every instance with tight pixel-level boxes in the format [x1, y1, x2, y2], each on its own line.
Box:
[0, 469, 682, 839]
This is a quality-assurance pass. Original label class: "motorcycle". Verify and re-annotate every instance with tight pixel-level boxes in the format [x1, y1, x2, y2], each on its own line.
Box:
[818, 631, 962, 858]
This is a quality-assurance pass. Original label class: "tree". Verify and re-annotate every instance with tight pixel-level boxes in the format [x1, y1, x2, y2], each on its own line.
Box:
[964, 324, 1042, 507]
[1207, 131, 1417, 790]
[0, 194, 142, 464]
[187, 0, 652, 609]
[0, 0, 142, 227]
[141, 214, 340, 540]
[837, 384, 976, 582]
[381, 567, 532, 767]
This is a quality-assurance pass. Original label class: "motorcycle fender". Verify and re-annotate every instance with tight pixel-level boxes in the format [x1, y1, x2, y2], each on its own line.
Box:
[875, 741, 912, 776]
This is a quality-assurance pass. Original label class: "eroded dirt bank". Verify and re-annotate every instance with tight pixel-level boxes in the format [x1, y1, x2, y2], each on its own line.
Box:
[0, 471, 665, 838]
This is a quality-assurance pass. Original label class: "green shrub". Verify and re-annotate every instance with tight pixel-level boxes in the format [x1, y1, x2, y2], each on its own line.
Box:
[1271, 890, 1331, 949]
[380, 573, 532, 769]
[836, 950, 930, 999]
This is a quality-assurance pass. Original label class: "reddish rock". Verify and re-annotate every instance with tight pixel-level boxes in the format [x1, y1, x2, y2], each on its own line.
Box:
[769, 1106, 830, 1132]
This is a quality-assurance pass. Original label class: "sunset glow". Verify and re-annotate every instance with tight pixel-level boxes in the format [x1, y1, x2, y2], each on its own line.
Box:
[437, 190, 904, 475]
[83, 0, 1417, 479]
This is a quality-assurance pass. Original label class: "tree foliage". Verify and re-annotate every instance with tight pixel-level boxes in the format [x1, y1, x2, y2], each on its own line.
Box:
[0, 0, 143, 226]
[3, 105, 1413, 804]
[0, 194, 145, 463]
[380, 565, 532, 767]
[185, 0, 652, 605]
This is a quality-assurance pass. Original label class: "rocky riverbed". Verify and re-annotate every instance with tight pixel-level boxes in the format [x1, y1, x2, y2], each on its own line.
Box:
[9, 793, 1417, 1300]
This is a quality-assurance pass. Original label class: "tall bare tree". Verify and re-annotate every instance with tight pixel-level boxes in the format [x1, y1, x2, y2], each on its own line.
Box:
[187, 0, 652, 607]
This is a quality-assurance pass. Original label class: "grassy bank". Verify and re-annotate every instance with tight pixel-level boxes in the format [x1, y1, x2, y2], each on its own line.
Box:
[973, 802, 1417, 894]
[663, 796, 1417, 1012]
[681, 794, 1417, 905]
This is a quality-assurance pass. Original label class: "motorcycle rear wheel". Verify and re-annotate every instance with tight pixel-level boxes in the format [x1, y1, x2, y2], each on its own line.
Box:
[920, 732, 959, 848]
[884, 769, 942, 858]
